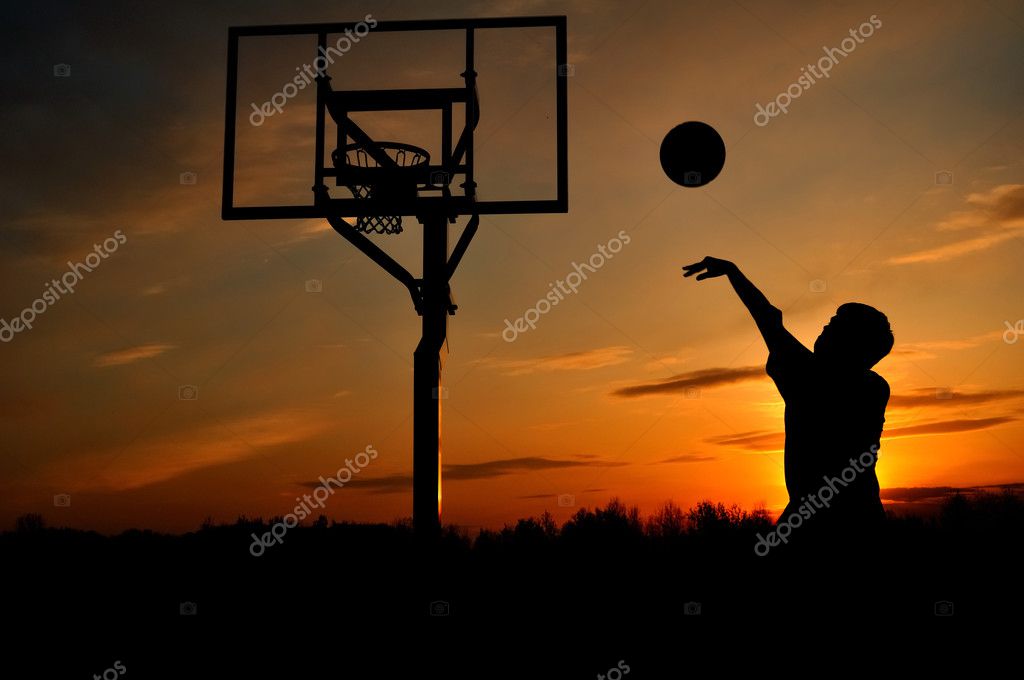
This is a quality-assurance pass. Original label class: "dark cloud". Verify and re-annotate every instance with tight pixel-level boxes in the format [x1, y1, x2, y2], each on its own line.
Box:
[885, 416, 1016, 437]
[612, 366, 764, 398]
[888, 388, 1024, 409]
[705, 416, 1016, 452]
[881, 486, 962, 503]
[705, 430, 784, 451]
[656, 454, 717, 464]
[445, 456, 626, 480]
[882, 482, 1024, 503]
[0, 1, 233, 251]
[300, 456, 627, 494]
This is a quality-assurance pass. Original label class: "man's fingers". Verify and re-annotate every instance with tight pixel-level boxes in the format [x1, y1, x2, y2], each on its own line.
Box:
[695, 272, 714, 281]
[682, 262, 706, 277]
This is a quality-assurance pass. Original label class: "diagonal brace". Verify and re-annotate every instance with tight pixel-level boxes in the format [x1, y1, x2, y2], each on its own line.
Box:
[316, 186, 422, 313]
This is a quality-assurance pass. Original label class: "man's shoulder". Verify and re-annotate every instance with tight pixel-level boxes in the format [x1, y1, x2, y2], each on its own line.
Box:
[865, 370, 890, 398]
[866, 369, 889, 387]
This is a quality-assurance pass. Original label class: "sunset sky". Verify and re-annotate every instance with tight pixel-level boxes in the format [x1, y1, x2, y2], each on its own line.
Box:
[2, 0, 1023, 534]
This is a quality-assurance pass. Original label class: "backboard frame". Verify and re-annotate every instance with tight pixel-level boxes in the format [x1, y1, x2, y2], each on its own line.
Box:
[222, 16, 568, 221]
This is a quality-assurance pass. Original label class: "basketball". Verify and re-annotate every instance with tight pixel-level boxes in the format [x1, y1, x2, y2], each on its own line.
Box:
[659, 121, 726, 188]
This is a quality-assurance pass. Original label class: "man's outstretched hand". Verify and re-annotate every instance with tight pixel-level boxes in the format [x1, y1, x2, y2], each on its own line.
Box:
[682, 256, 737, 281]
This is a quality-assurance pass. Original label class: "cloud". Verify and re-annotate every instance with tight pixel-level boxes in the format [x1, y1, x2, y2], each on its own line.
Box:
[445, 456, 626, 480]
[612, 366, 764, 398]
[705, 416, 1016, 452]
[884, 416, 1016, 438]
[336, 456, 628, 494]
[48, 409, 329, 491]
[881, 486, 961, 503]
[888, 184, 1024, 265]
[891, 331, 1001, 358]
[888, 388, 1024, 409]
[655, 454, 717, 464]
[705, 430, 785, 452]
[335, 472, 411, 494]
[93, 343, 175, 367]
[882, 482, 1024, 504]
[478, 346, 633, 375]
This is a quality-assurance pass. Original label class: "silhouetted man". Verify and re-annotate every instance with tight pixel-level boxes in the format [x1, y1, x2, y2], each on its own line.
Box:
[683, 257, 892, 546]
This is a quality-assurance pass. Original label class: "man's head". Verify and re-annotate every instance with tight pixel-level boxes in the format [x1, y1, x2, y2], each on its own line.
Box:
[814, 303, 894, 369]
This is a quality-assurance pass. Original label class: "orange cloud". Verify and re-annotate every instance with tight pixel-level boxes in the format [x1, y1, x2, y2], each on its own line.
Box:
[888, 184, 1024, 265]
[478, 346, 633, 375]
[891, 331, 1001, 359]
[93, 343, 176, 367]
[705, 430, 785, 452]
[45, 409, 330, 491]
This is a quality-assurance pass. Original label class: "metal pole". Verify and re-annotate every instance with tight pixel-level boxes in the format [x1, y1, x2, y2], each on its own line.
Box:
[413, 214, 448, 538]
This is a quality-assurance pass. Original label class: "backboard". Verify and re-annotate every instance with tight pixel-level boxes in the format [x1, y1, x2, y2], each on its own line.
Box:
[222, 16, 568, 221]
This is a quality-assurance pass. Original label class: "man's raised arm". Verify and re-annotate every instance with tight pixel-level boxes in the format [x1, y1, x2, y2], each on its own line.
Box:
[682, 256, 793, 353]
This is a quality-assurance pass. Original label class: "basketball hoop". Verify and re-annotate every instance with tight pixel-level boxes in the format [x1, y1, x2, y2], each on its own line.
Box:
[332, 142, 430, 234]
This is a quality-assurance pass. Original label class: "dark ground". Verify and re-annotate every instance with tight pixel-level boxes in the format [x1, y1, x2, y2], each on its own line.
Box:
[6, 494, 1019, 674]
